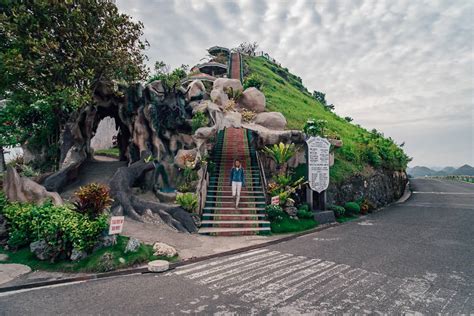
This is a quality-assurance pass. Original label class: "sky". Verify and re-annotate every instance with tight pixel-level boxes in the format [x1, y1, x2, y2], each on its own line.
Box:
[117, 0, 473, 168]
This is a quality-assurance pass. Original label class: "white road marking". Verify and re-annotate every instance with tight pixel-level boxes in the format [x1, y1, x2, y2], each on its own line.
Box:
[186, 251, 281, 280]
[174, 248, 270, 275]
[412, 191, 474, 195]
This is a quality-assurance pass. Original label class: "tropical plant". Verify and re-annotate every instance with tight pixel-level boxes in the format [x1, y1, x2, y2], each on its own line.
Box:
[73, 183, 113, 219]
[191, 111, 208, 133]
[176, 193, 198, 213]
[243, 74, 263, 90]
[262, 143, 297, 172]
[224, 87, 243, 101]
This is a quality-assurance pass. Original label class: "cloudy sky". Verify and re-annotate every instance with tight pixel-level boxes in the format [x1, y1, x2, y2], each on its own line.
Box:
[117, 0, 473, 168]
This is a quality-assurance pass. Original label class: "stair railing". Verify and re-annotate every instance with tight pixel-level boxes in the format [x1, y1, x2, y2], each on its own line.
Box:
[197, 161, 209, 216]
[255, 150, 269, 204]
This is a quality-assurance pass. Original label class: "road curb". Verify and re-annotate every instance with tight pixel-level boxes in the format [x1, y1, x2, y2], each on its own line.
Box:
[0, 222, 339, 294]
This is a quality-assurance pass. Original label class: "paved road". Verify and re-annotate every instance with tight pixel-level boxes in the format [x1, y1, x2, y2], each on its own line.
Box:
[1, 178, 473, 314]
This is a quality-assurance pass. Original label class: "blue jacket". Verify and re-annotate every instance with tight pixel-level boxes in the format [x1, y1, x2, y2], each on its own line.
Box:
[230, 167, 245, 186]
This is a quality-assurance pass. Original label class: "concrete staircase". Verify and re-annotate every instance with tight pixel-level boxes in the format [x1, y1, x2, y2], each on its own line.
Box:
[229, 52, 242, 81]
[198, 128, 270, 236]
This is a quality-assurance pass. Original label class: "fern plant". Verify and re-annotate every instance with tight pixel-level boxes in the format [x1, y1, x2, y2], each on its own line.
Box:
[176, 193, 198, 213]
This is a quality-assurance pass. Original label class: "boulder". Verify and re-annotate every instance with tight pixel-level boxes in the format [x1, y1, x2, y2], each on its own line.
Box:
[192, 101, 209, 114]
[97, 252, 115, 272]
[30, 240, 53, 261]
[174, 149, 198, 169]
[93, 234, 117, 252]
[254, 112, 287, 130]
[70, 248, 87, 261]
[242, 123, 305, 146]
[0, 214, 8, 246]
[210, 89, 229, 107]
[124, 237, 141, 253]
[155, 190, 177, 203]
[284, 206, 298, 218]
[186, 80, 206, 102]
[153, 242, 178, 258]
[213, 78, 243, 93]
[5, 167, 63, 205]
[238, 87, 265, 113]
[193, 126, 216, 140]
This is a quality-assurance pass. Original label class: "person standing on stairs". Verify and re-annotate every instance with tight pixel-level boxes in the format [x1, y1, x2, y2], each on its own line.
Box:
[230, 159, 245, 209]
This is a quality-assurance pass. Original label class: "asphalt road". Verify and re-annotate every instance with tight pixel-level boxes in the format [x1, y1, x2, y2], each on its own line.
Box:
[1, 178, 473, 314]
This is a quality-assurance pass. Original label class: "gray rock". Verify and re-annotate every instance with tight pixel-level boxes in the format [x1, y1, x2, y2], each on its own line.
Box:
[186, 80, 206, 102]
[238, 87, 266, 113]
[313, 211, 336, 225]
[125, 237, 141, 253]
[213, 78, 243, 92]
[30, 240, 53, 261]
[155, 190, 177, 203]
[153, 242, 178, 258]
[93, 234, 117, 252]
[284, 206, 298, 217]
[97, 252, 115, 272]
[70, 248, 87, 261]
[254, 112, 287, 130]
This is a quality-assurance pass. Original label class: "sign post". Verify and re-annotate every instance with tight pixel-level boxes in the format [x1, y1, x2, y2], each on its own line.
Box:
[108, 216, 125, 235]
[306, 136, 330, 211]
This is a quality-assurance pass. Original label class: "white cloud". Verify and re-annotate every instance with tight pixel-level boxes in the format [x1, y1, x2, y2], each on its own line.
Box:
[117, 0, 473, 167]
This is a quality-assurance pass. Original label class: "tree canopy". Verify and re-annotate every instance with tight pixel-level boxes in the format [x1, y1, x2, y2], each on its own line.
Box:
[0, 0, 149, 166]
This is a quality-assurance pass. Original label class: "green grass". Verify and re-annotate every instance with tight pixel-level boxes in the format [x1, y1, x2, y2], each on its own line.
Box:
[270, 218, 318, 234]
[0, 236, 177, 273]
[94, 147, 120, 158]
[244, 56, 409, 183]
[336, 215, 359, 223]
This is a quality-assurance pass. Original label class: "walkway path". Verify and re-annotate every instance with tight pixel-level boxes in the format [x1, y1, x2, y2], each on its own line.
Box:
[229, 52, 242, 81]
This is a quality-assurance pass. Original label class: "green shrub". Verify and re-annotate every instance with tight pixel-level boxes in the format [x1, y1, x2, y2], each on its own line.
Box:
[296, 209, 313, 219]
[344, 202, 360, 215]
[73, 183, 113, 219]
[328, 204, 345, 218]
[176, 193, 198, 212]
[265, 204, 286, 222]
[0, 191, 7, 213]
[191, 111, 208, 133]
[303, 119, 328, 137]
[2, 202, 108, 254]
[271, 218, 317, 234]
[298, 204, 309, 212]
[243, 74, 263, 90]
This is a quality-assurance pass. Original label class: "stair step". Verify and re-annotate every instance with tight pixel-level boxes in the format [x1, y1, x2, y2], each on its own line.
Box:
[201, 220, 270, 228]
[202, 213, 267, 219]
[198, 227, 271, 236]
[206, 196, 265, 200]
[204, 206, 266, 211]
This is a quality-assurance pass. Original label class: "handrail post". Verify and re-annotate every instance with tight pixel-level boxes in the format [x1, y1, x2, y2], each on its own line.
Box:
[256, 150, 269, 204]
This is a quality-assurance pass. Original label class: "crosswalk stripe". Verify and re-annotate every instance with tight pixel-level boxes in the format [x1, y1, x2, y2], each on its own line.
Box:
[246, 260, 334, 304]
[217, 256, 306, 293]
[198, 253, 294, 285]
[264, 264, 350, 308]
[174, 248, 269, 275]
[186, 251, 281, 280]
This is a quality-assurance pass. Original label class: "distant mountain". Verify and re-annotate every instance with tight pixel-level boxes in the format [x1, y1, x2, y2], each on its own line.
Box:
[407, 166, 436, 177]
[408, 164, 474, 177]
[452, 164, 474, 176]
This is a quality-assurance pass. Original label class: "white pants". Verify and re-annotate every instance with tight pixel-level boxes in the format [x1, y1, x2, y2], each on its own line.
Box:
[232, 181, 242, 205]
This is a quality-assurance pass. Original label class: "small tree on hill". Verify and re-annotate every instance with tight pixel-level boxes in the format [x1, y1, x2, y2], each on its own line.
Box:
[235, 42, 259, 55]
[312, 90, 326, 105]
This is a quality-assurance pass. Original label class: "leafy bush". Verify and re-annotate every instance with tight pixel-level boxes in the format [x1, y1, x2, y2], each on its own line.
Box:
[176, 193, 198, 213]
[0, 192, 7, 213]
[344, 202, 360, 215]
[303, 119, 328, 137]
[243, 74, 263, 90]
[328, 204, 345, 218]
[298, 204, 309, 212]
[273, 174, 292, 187]
[2, 202, 108, 254]
[297, 209, 314, 219]
[265, 204, 286, 222]
[191, 111, 208, 133]
[73, 183, 113, 219]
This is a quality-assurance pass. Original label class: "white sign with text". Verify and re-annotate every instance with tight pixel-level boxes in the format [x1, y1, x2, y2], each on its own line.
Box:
[109, 216, 125, 235]
[306, 136, 330, 193]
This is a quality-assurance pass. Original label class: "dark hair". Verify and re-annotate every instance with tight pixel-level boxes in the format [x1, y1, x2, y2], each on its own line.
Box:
[234, 159, 240, 162]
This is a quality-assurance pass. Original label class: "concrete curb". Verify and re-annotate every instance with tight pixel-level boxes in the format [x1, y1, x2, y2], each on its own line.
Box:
[396, 181, 412, 204]
[0, 222, 339, 294]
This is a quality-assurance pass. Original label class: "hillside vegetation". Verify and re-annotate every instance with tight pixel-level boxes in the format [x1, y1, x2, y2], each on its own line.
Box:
[243, 56, 410, 183]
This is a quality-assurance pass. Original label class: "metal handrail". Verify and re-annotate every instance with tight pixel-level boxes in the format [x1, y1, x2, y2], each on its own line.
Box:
[255, 150, 269, 204]
[197, 162, 209, 215]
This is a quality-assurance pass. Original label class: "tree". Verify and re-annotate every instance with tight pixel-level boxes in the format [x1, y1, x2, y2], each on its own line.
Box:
[312, 90, 326, 105]
[235, 42, 259, 55]
[0, 1, 149, 167]
[148, 61, 188, 90]
[344, 116, 353, 122]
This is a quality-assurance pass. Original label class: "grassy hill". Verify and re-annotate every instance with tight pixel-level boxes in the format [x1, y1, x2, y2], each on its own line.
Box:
[243, 55, 410, 183]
